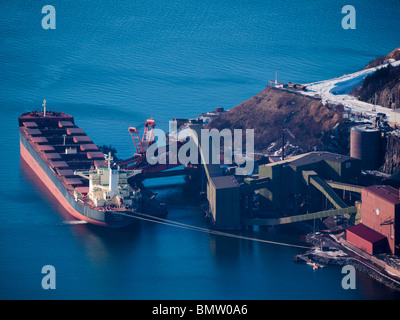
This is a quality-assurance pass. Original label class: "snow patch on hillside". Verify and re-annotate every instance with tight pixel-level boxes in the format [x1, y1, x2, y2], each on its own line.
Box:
[301, 60, 400, 121]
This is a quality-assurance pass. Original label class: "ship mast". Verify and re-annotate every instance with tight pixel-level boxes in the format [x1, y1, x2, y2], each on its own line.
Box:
[42, 99, 47, 117]
[105, 151, 113, 169]
[105, 152, 118, 197]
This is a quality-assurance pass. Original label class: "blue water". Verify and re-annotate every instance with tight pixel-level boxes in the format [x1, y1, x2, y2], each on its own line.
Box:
[1, 0, 400, 299]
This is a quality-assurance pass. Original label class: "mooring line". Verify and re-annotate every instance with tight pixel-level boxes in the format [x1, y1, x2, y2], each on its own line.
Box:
[117, 211, 310, 250]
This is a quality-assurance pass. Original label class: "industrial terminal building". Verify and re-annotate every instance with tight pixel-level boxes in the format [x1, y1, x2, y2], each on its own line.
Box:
[201, 149, 363, 229]
[194, 118, 400, 261]
[345, 122, 400, 256]
[347, 185, 400, 255]
[257, 152, 362, 218]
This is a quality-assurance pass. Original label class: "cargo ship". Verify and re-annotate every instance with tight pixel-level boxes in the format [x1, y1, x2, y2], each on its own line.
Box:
[19, 104, 151, 228]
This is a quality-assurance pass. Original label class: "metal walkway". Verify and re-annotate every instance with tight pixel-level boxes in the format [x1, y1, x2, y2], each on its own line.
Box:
[325, 180, 363, 194]
[303, 171, 348, 209]
[188, 124, 223, 180]
[242, 206, 357, 226]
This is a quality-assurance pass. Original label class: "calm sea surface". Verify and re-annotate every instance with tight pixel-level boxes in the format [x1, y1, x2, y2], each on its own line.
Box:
[1, 0, 400, 299]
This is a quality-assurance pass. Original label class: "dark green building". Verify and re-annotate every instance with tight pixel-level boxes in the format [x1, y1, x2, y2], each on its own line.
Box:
[258, 152, 362, 216]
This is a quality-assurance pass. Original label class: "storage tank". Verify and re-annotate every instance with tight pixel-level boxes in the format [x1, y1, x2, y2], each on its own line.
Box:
[350, 125, 382, 170]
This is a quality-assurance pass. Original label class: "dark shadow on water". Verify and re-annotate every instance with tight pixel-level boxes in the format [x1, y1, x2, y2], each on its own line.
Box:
[208, 233, 240, 263]
[69, 221, 143, 259]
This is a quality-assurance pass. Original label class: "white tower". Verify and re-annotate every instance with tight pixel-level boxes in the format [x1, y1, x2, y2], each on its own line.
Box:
[105, 152, 118, 197]
[42, 99, 47, 117]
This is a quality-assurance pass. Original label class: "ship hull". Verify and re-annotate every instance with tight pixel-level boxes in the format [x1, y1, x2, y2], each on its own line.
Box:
[20, 133, 136, 228]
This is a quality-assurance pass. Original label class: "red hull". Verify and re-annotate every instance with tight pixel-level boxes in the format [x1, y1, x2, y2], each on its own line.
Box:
[20, 141, 109, 227]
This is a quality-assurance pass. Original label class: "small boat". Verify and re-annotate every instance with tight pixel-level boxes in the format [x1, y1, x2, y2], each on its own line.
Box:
[307, 259, 325, 269]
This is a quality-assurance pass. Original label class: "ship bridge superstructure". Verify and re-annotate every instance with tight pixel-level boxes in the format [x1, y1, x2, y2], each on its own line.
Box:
[74, 152, 142, 208]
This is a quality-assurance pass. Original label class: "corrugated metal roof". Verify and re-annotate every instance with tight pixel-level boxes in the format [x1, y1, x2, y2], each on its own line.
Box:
[94, 160, 107, 168]
[80, 144, 99, 151]
[44, 153, 61, 160]
[347, 223, 387, 243]
[50, 161, 69, 168]
[23, 122, 38, 128]
[73, 136, 92, 143]
[87, 151, 105, 159]
[30, 137, 48, 143]
[67, 127, 85, 135]
[210, 175, 240, 189]
[364, 185, 400, 205]
[56, 169, 75, 176]
[25, 128, 42, 135]
[58, 121, 74, 128]
[64, 178, 83, 185]
[289, 152, 353, 167]
[37, 145, 55, 152]
[264, 151, 355, 168]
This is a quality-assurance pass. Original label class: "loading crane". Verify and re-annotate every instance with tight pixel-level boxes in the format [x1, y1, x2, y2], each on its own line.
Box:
[118, 118, 185, 174]
[128, 118, 156, 156]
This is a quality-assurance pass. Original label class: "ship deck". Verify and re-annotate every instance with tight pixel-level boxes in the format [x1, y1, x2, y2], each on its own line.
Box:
[18, 111, 125, 212]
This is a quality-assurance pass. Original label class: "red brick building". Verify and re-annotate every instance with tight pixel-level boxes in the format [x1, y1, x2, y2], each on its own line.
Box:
[347, 185, 400, 255]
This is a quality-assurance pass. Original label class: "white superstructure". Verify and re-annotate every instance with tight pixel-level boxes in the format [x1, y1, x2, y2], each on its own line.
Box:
[74, 152, 142, 208]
